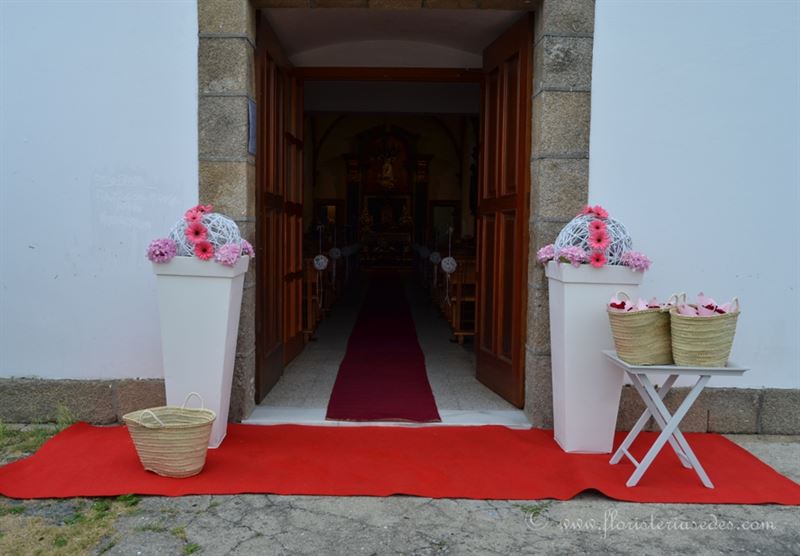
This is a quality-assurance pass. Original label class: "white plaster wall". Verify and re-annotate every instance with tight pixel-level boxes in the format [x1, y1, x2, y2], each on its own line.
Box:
[0, 1, 198, 379]
[590, 0, 799, 388]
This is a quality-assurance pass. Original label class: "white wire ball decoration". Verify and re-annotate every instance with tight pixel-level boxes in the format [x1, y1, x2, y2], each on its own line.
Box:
[429, 251, 442, 265]
[554, 214, 633, 265]
[441, 256, 457, 274]
[314, 254, 329, 271]
[169, 212, 242, 256]
[329, 247, 342, 260]
[419, 246, 430, 258]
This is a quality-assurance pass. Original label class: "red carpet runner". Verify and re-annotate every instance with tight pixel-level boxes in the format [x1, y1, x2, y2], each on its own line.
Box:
[1, 423, 799, 504]
[325, 277, 441, 422]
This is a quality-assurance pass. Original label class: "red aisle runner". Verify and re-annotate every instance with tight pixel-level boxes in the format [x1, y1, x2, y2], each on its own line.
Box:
[1, 423, 799, 504]
[325, 277, 441, 422]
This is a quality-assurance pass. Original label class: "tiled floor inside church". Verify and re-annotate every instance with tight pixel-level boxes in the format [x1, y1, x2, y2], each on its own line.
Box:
[245, 277, 530, 428]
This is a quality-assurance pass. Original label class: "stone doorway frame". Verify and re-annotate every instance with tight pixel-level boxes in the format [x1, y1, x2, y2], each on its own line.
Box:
[197, 0, 595, 426]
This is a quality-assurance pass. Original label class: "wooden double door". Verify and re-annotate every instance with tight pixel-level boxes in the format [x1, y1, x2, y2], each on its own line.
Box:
[254, 13, 533, 408]
[254, 14, 304, 402]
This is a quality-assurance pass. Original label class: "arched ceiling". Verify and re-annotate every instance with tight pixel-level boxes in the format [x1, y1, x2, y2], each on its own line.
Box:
[265, 9, 525, 68]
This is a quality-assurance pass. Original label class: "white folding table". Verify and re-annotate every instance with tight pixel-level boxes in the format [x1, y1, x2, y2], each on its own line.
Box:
[603, 350, 748, 488]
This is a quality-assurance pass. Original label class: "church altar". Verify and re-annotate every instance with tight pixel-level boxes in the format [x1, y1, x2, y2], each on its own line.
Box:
[342, 124, 431, 269]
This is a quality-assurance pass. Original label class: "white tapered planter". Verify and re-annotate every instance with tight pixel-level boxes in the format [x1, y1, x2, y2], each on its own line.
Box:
[546, 261, 643, 453]
[153, 256, 249, 448]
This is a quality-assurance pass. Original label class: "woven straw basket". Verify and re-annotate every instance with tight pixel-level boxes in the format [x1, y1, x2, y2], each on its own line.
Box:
[123, 392, 216, 478]
[670, 298, 740, 367]
[607, 291, 674, 365]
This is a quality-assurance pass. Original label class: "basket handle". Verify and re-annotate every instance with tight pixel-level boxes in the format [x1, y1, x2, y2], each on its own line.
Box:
[729, 297, 740, 313]
[665, 292, 687, 306]
[613, 291, 631, 302]
[181, 392, 205, 410]
[139, 409, 165, 428]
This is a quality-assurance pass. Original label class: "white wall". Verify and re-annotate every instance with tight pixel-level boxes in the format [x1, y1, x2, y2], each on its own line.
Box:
[590, 0, 800, 388]
[0, 1, 198, 379]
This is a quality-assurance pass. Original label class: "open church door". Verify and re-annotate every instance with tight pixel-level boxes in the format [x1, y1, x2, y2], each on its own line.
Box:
[475, 14, 533, 408]
[255, 13, 304, 402]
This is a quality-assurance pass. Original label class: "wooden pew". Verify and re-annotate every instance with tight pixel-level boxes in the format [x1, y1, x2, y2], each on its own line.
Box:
[302, 258, 321, 342]
[447, 258, 477, 344]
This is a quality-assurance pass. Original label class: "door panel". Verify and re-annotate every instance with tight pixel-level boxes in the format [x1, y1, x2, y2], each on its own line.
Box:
[475, 14, 533, 408]
[479, 214, 495, 353]
[283, 75, 304, 364]
[255, 14, 304, 401]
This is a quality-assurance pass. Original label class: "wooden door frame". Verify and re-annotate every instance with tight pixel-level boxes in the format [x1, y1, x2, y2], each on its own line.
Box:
[294, 67, 482, 83]
[255, 32, 532, 406]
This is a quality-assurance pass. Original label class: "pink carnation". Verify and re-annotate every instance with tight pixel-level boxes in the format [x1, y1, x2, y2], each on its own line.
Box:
[621, 251, 651, 272]
[241, 239, 255, 258]
[557, 246, 587, 268]
[536, 244, 555, 263]
[146, 238, 177, 263]
[215, 243, 241, 267]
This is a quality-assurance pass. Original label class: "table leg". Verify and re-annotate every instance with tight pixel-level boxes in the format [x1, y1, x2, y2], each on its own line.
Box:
[613, 374, 692, 469]
[639, 375, 714, 489]
[626, 375, 712, 488]
[610, 375, 682, 465]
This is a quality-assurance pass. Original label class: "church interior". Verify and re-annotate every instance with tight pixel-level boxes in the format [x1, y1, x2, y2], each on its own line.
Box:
[246, 79, 529, 426]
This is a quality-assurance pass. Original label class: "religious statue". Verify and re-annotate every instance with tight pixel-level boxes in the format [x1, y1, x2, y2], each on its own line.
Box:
[399, 204, 413, 228]
[359, 206, 373, 234]
[378, 156, 395, 190]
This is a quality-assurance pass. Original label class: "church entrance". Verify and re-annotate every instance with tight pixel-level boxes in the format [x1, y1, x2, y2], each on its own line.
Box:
[250, 9, 532, 425]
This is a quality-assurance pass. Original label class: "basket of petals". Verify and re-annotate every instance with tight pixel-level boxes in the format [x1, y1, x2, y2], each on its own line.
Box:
[607, 292, 677, 365]
[669, 293, 740, 367]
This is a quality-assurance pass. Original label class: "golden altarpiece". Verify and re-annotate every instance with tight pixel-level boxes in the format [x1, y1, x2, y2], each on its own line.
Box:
[343, 125, 431, 269]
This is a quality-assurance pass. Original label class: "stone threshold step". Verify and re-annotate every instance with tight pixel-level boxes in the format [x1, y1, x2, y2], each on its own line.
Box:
[244, 406, 531, 428]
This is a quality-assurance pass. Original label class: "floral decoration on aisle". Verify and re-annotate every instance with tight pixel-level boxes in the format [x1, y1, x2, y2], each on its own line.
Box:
[146, 204, 254, 266]
[536, 205, 651, 271]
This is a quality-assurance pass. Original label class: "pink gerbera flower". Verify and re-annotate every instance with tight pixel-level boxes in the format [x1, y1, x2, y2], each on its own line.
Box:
[588, 219, 606, 234]
[194, 240, 214, 260]
[579, 205, 594, 216]
[587, 230, 610, 250]
[589, 250, 607, 268]
[592, 205, 609, 219]
[185, 222, 208, 244]
[184, 208, 203, 224]
[194, 204, 213, 214]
